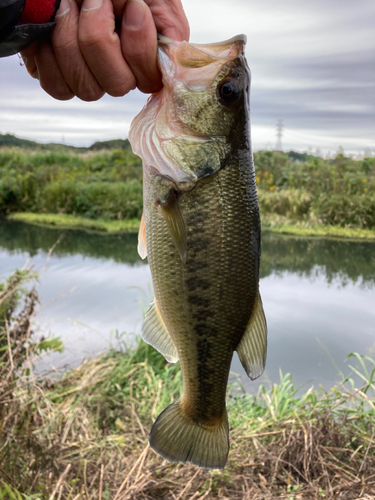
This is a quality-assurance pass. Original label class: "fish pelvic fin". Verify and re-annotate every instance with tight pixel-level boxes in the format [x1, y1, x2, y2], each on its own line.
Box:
[150, 399, 229, 469]
[137, 211, 147, 259]
[236, 291, 267, 381]
[142, 299, 179, 363]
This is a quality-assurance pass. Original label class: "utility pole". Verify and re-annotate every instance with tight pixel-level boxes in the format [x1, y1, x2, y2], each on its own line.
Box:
[276, 119, 284, 150]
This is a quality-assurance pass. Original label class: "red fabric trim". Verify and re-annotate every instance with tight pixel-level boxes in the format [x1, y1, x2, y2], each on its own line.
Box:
[19, 0, 57, 24]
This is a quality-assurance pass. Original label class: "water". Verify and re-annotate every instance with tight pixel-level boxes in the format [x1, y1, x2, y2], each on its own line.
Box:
[0, 219, 374, 392]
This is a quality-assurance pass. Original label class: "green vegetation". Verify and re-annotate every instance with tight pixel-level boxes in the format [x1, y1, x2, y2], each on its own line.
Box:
[0, 147, 143, 220]
[261, 214, 375, 240]
[1, 141, 375, 239]
[9, 212, 140, 233]
[255, 150, 375, 230]
[0, 133, 129, 152]
[0, 270, 374, 498]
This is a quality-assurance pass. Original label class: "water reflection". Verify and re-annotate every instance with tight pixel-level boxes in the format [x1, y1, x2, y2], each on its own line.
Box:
[261, 232, 375, 288]
[0, 219, 141, 265]
[0, 219, 374, 390]
[1, 220, 374, 287]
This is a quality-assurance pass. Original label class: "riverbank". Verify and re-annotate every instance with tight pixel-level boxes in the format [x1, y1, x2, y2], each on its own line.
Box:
[1, 269, 375, 499]
[8, 211, 375, 241]
[8, 212, 141, 234]
[3, 348, 375, 499]
[261, 214, 375, 240]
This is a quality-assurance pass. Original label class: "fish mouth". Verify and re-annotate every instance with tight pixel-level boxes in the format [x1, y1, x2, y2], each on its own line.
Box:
[157, 34, 247, 64]
[157, 34, 247, 87]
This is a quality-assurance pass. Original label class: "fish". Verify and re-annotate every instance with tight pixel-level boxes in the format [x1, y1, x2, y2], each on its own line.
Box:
[128, 34, 267, 470]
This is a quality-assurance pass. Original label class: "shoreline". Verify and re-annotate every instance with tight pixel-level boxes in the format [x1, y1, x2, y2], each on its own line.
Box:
[7, 212, 140, 234]
[7, 211, 375, 241]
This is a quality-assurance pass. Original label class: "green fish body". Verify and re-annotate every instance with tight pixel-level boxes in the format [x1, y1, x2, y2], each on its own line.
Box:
[129, 35, 267, 469]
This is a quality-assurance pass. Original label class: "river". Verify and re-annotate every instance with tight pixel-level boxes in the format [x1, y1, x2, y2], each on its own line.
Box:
[0, 219, 374, 392]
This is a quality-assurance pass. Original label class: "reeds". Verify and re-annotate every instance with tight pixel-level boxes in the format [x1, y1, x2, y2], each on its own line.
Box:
[0, 270, 374, 499]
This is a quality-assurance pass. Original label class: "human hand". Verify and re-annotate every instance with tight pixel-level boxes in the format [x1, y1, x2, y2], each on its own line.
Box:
[20, 0, 189, 101]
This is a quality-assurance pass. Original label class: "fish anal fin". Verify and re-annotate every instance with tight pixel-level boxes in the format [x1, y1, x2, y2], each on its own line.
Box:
[236, 291, 267, 381]
[142, 299, 179, 363]
[137, 211, 147, 259]
[157, 188, 187, 263]
[150, 399, 229, 469]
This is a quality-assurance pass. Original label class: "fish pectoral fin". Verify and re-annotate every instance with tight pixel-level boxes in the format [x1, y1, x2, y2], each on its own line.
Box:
[137, 211, 147, 259]
[142, 299, 179, 363]
[236, 291, 267, 381]
[158, 189, 187, 263]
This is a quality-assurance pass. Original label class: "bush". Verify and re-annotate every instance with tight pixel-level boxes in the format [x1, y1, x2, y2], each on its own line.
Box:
[313, 193, 375, 229]
[258, 189, 312, 219]
[254, 151, 375, 197]
[1, 147, 375, 229]
[0, 148, 143, 219]
[43, 180, 143, 220]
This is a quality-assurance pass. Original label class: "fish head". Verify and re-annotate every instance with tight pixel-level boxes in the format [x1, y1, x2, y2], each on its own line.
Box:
[158, 35, 250, 137]
[129, 35, 251, 185]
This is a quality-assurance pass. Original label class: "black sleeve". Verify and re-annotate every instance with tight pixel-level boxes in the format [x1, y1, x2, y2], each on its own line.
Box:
[0, 0, 60, 57]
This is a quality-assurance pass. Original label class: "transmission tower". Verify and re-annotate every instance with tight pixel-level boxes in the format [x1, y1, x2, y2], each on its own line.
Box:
[276, 119, 284, 150]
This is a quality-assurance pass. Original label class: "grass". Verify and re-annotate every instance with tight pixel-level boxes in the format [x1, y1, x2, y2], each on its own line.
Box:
[0, 269, 374, 499]
[262, 214, 375, 240]
[8, 211, 375, 242]
[8, 212, 140, 234]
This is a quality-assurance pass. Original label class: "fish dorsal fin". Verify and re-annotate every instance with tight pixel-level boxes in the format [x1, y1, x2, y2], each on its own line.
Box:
[236, 291, 267, 381]
[137, 211, 147, 259]
[142, 299, 179, 363]
[158, 189, 187, 263]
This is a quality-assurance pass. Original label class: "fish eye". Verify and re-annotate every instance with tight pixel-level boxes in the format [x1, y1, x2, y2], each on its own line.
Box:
[218, 80, 240, 104]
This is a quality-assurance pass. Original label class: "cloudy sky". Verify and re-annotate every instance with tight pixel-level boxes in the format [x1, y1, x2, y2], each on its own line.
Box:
[0, 0, 374, 155]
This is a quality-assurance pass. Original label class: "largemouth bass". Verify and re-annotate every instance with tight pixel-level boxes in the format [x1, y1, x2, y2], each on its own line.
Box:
[129, 34, 267, 470]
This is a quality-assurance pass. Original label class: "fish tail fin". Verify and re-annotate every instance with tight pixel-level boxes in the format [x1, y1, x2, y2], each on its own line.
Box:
[149, 399, 229, 469]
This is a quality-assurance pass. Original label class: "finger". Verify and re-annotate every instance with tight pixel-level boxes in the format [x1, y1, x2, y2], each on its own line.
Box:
[79, 0, 136, 97]
[144, 0, 190, 42]
[52, 0, 104, 101]
[122, 0, 161, 94]
[34, 41, 75, 100]
[20, 42, 39, 79]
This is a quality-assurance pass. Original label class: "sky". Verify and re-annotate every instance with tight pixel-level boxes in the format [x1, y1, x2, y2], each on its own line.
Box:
[0, 0, 374, 155]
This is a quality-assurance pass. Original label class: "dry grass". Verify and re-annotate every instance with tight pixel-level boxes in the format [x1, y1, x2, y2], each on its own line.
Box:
[0, 270, 374, 499]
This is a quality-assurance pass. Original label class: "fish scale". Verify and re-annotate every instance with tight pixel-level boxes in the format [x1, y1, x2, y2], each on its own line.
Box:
[144, 155, 258, 422]
[129, 34, 267, 469]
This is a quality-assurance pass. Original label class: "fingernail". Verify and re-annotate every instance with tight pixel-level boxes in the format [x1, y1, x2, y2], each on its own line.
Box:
[55, 0, 71, 18]
[81, 0, 103, 12]
[125, 0, 146, 29]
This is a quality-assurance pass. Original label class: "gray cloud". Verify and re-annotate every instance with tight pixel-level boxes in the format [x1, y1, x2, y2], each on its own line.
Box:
[0, 0, 374, 153]
[248, 44, 375, 152]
